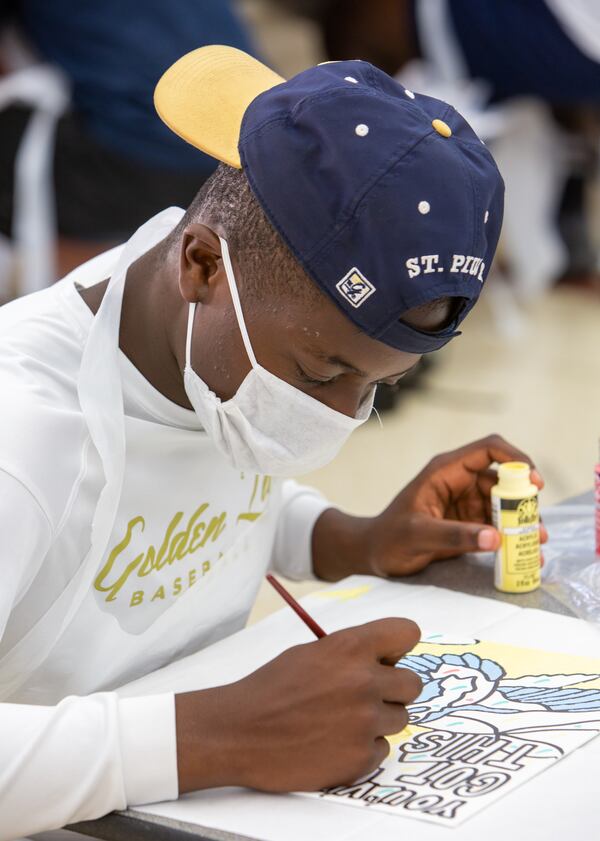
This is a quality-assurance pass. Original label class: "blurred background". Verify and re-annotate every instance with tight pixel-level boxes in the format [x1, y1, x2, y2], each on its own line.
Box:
[1, 0, 599, 617]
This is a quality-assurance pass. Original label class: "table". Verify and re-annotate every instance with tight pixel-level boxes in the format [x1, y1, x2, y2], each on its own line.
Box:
[67, 496, 597, 841]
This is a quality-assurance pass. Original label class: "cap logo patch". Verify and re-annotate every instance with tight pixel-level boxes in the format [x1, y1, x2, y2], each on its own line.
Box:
[336, 267, 375, 308]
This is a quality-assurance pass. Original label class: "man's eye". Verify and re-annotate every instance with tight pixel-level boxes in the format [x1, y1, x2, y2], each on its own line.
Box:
[296, 365, 336, 386]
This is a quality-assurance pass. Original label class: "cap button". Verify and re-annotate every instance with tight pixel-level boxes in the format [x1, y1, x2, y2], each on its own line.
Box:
[432, 119, 452, 138]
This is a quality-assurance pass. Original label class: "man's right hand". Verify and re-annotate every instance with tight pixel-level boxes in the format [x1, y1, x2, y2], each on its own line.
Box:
[175, 618, 422, 793]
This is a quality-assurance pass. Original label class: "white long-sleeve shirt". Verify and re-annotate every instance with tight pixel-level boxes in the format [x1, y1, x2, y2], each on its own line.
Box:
[0, 232, 330, 838]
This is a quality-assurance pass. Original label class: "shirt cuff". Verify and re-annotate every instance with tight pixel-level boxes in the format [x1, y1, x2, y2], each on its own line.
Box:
[271, 483, 332, 581]
[118, 693, 178, 806]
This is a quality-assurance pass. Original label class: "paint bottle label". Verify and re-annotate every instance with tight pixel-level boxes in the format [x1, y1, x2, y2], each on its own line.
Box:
[492, 493, 540, 592]
[595, 464, 600, 558]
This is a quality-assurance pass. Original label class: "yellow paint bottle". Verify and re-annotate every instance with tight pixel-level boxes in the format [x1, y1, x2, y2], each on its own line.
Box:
[491, 462, 541, 593]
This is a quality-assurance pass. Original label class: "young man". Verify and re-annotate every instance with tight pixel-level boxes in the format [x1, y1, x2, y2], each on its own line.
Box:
[0, 47, 542, 837]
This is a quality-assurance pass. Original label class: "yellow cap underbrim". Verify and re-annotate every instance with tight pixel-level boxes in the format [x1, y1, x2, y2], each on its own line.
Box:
[154, 45, 285, 169]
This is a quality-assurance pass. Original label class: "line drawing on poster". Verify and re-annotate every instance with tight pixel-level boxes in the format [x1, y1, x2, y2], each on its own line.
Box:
[304, 639, 600, 826]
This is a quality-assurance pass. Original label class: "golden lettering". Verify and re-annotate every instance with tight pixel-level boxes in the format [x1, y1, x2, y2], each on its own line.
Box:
[154, 512, 184, 571]
[261, 476, 272, 501]
[237, 473, 272, 523]
[167, 505, 208, 563]
[123, 558, 217, 607]
[137, 551, 155, 577]
[94, 516, 146, 601]
[189, 512, 226, 553]
[96, 503, 227, 603]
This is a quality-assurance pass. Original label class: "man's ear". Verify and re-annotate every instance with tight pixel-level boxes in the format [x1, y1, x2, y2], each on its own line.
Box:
[178, 223, 224, 304]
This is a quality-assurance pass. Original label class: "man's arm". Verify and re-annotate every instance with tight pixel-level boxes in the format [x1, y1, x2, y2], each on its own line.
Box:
[0, 472, 178, 838]
[0, 476, 422, 835]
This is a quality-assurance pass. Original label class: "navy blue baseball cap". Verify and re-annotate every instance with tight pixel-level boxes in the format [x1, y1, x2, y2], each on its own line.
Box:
[155, 46, 504, 353]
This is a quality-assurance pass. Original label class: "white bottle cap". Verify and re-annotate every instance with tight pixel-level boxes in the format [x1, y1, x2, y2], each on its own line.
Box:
[497, 462, 532, 494]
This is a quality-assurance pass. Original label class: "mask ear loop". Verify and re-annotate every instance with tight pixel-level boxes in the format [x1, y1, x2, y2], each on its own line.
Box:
[185, 303, 196, 369]
[185, 238, 258, 371]
[219, 236, 259, 369]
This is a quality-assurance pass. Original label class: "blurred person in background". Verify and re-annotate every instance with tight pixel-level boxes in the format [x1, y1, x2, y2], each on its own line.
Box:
[280, 0, 600, 300]
[0, 0, 257, 292]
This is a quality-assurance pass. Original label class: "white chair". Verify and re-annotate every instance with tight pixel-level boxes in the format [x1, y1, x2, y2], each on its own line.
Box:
[0, 63, 70, 295]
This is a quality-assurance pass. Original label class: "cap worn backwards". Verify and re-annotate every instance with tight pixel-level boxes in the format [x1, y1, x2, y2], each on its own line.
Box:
[155, 47, 505, 354]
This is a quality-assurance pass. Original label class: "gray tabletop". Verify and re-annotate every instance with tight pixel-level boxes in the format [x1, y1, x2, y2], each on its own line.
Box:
[399, 546, 575, 614]
[67, 492, 593, 841]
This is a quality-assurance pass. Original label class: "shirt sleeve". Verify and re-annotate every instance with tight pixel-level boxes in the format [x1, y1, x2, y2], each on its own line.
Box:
[269, 480, 332, 581]
[0, 471, 179, 838]
[0, 692, 178, 839]
[0, 468, 53, 641]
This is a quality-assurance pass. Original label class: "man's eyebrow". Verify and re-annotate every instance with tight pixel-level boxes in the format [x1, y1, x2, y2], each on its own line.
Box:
[306, 347, 420, 379]
[325, 355, 367, 376]
[306, 347, 367, 376]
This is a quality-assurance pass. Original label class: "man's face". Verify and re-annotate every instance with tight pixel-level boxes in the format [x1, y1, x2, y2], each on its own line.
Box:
[180, 225, 437, 418]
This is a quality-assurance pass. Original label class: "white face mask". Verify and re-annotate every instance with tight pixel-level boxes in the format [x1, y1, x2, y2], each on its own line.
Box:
[183, 237, 375, 477]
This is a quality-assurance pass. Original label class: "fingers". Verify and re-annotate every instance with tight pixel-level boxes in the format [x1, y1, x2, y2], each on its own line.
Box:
[425, 517, 546, 566]
[423, 517, 546, 557]
[409, 515, 501, 557]
[378, 664, 423, 704]
[476, 468, 501, 500]
[376, 666, 422, 736]
[478, 470, 547, 545]
[432, 434, 543, 487]
[474, 434, 539, 477]
[378, 701, 410, 736]
[476, 466, 545, 511]
[530, 468, 544, 489]
[373, 737, 391, 768]
[347, 618, 421, 662]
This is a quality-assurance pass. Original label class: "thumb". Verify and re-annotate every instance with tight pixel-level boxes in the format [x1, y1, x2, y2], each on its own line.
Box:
[417, 517, 501, 557]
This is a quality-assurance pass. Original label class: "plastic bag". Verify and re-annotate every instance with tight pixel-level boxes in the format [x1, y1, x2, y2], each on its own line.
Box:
[541, 504, 600, 625]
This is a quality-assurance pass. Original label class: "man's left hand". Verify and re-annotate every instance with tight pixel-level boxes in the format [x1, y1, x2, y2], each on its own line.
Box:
[312, 435, 547, 581]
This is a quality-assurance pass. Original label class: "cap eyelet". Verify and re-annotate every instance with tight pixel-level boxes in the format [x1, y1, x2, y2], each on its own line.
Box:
[484, 210, 490, 223]
[405, 89, 415, 99]
[355, 123, 369, 137]
[344, 76, 358, 84]
[418, 201, 431, 215]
